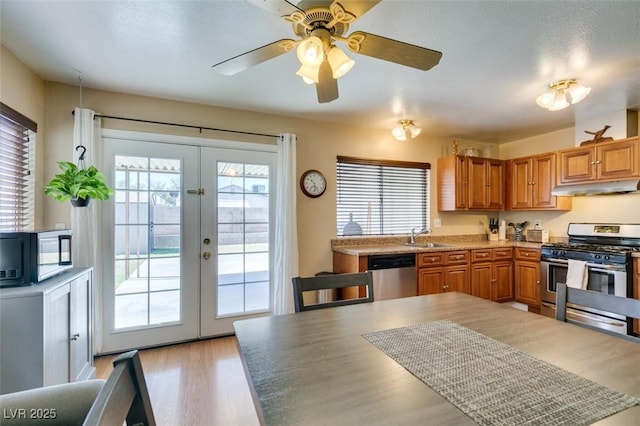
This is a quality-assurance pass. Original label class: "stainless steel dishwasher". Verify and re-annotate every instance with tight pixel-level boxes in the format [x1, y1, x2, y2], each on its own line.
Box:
[368, 254, 417, 301]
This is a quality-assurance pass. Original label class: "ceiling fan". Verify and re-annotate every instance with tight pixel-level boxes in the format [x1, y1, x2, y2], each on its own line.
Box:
[212, 0, 442, 103]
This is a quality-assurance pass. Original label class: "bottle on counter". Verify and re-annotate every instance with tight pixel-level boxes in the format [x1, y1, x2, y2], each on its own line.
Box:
[498, 220, 506, 241]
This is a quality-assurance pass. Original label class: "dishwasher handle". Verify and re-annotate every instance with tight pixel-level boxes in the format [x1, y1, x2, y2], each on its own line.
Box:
[368, 254, 416, 270]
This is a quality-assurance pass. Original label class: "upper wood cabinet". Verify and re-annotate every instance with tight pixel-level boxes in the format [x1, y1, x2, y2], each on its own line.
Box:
[438, 155, 504, 211]
[557, 137, 640, 185]
[507, 153, 572, 210]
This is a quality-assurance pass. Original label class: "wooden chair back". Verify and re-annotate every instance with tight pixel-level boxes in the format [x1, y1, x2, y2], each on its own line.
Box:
[292, 271, 374, 312]
[555, 283, 640, 343]
[83, 350, 156, 426]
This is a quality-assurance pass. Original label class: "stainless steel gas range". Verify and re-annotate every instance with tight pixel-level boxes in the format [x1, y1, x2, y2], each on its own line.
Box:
[540, 223, 640, 336]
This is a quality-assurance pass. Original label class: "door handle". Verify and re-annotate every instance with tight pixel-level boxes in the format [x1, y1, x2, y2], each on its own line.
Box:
[202, 252, 211, 259]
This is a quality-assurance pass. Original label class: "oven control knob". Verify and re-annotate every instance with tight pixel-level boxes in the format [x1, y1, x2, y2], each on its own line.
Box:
[604, 255, 610, 261]
[594, 254, 601, 259]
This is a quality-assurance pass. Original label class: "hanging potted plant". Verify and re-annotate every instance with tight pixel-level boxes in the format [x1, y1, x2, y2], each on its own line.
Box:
[44, 161, 114, 207]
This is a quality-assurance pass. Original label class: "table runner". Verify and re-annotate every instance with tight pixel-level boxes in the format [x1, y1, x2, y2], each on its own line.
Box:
[362, 320, 639, 425]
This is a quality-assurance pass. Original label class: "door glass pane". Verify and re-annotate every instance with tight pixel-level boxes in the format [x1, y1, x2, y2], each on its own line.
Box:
[113, 155, 182, 329]
[216, 162, 270, 317]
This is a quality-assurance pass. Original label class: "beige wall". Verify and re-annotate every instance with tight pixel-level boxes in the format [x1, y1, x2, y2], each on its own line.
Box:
[1, 45, 46, 228]
[43, 82, 490, 276]
[4, 45, 640, 277]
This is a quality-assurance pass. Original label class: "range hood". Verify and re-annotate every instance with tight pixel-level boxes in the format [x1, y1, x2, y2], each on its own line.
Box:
[552, 179, 640, 196]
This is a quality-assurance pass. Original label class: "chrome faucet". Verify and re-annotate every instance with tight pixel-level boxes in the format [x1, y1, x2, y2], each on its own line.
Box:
[410, 227, 431, 244]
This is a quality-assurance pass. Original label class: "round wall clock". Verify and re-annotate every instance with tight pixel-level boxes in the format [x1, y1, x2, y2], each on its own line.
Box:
[300, 169, 326, 198]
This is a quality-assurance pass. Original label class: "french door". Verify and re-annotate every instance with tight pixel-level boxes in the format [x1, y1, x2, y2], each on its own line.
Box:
[101, 133, 275, 353]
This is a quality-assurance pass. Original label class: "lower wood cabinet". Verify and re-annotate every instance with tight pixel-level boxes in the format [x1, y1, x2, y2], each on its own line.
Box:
[418, 250, 470, 295]
[634, 258, 639, 336]
[470, 248, 513, 302]
[514, 247, 541, 312]
[0, 268, 94, 394]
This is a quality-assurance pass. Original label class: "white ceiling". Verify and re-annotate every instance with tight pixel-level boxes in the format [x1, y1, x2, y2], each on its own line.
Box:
[1, 0, 639, 143]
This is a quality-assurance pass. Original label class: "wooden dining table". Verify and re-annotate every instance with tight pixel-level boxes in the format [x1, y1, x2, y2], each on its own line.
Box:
[233, 292, 640, 425]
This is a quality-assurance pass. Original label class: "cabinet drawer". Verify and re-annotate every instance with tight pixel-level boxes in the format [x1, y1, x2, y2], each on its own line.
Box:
[515, 247, 540, 261]
[445, 250, 469, 265]
[418, 252, 445, 267]
[471, 249, 492, 262]
[494, 248, 513, 260]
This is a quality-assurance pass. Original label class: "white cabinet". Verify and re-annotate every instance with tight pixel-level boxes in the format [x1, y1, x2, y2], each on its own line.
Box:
[0, 268, 94, 394]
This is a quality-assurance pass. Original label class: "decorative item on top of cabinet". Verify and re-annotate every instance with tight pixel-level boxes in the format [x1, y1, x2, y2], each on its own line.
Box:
[417, 250, 470, 296]
[557, 136, 639, 185]
[579, 125, 613, 146]
[437, 155, 504, 211]
[514, 247, 541, 313]
[506, 153, 572, 210]
[470, 248, 513, 302]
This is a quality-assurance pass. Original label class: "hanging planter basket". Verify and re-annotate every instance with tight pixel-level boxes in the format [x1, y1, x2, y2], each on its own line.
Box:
[70, 196, 91, 207]
[44, 146, 114, 207]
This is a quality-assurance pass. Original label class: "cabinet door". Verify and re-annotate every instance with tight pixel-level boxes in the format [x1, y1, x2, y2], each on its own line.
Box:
[510, 158, 532, 209]
[514, 260, 540, 306]
[531, 154, 557, 208]
[486, 159, 504, 209]
[598, 139, 639, 180]
[445, 265, 470, 294]
[418, 267, 445, 295]
[467, 158, 488, 209]
[558, 147, 596, 184]
[43, 284, 70, 386]
[455, 156, 468, 209]
[70, 273, 92, 382]
[471, 262, 492, 300]
[493, 261, 513, 302]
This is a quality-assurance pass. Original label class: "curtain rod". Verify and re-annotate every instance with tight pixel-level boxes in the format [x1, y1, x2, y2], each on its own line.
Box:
[71, 110, 279, 139]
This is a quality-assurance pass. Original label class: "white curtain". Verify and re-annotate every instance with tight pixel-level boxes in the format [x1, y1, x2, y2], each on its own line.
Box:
[72, 107, 104, 352]
[273, 133, 298, 315]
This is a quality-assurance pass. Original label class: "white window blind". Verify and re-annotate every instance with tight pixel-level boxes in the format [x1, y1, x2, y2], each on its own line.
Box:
[336, 156, 430, 236]
[0, 103, 36, 231]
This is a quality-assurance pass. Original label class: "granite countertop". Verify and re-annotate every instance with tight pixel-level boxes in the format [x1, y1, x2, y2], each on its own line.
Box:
[331, 235, 543, 256]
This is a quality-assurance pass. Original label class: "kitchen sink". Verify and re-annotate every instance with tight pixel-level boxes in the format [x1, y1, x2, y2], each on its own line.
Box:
[403, 242, 453, 248]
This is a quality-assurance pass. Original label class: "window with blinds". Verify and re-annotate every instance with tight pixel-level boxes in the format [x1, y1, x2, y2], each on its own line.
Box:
[0, 103, 37, 231]
[336, 156, 430, 236]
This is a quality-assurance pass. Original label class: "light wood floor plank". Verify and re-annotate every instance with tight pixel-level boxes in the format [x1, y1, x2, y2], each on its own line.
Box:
[94, 336, 259, 426]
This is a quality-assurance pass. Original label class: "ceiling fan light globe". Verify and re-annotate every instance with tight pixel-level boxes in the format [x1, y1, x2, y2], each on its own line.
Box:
[296, 64, 320, 83]
[409, 125, 422, 138]
[567, 84, 591, 104]
[327, 47, 355, 79]
[548, 92, 570, 111]
[535, 90, 555, 109]
[297, 36, 324, 66]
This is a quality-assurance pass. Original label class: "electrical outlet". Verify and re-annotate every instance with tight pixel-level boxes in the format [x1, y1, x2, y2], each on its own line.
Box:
[534, 219, 541, 229]
[55, 222, 66, 230]
[433, 218, 442, 228]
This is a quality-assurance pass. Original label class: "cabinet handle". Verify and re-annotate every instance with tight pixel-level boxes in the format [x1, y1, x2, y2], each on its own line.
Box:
[70, 333, 80, 341]
[524, 253, 529, 256]
[595, 160, 601, 164]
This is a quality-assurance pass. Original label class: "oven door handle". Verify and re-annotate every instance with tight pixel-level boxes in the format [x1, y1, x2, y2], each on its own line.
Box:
[541, 302, 626, 328]
[541, 258, 627, 271]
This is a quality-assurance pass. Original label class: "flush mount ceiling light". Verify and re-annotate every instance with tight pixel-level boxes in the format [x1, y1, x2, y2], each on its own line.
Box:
[536, 79, 591, 111]
[391, 120, 422, 141]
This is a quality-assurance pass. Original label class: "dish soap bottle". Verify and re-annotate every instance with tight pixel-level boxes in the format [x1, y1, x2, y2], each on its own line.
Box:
[498, 220, 506, 241]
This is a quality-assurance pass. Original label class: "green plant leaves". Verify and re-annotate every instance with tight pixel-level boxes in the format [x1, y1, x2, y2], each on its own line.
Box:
[44, 162, 115, 202]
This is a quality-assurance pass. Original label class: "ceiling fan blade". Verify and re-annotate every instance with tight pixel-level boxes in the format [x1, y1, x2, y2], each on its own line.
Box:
[296, 0, 381, 19]
[213, 39, 297, 76]
[346, 31, 442, 71]
[246, 0, 302, 16]
[316, 60, 339, 103]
